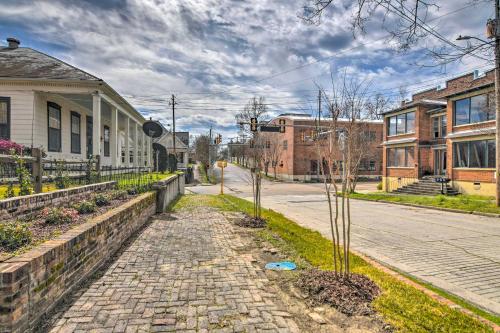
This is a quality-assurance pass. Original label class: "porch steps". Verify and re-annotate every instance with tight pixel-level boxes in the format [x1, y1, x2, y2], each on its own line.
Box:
[392, 177, 459, 196]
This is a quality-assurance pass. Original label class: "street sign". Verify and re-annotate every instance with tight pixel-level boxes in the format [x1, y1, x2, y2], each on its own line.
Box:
[217, 160, 227, 195]
[260, 125, 281, 132]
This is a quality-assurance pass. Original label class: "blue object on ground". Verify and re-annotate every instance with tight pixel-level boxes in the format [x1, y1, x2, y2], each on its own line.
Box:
[265, 261, 297, 270]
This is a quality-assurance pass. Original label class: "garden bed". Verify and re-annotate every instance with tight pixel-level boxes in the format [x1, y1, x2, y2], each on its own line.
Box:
[0, 188, 137, 261]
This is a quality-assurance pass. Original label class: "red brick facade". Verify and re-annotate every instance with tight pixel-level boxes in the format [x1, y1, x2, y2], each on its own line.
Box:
[382, 69, 496, 195]
[268, 115, 383, 181]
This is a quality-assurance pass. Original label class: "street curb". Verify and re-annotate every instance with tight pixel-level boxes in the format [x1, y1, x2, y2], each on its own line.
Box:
[351, 197, 500, 218]
[350, 249, 500, 332]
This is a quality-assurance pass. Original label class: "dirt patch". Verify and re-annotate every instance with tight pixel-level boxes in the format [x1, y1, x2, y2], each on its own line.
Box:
[234, 215, 267, 228]
[227, 216, 391, 333]
[297, 270, 380, 316]
[0, 191, 137, 257]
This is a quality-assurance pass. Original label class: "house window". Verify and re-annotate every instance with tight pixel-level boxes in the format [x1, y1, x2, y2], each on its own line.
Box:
[48, 102, 61, 152]
[359, 160, 376, 171]
[454, 93, 496, 125]
[453, 139, 495, 168]
[310, 160, 318, 173]
[70, 112, 81, 154]
[387, 146, 415, 167]
[387, 111, 415, 136]
[0, 97, 10, 140]
[103, 125, 110, 157]
[432, 115, 447, 138]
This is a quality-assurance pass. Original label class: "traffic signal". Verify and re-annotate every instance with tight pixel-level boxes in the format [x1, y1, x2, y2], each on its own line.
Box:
[250, 117, 258, 132]
[279, 119, 286, 133]
[218, 134, 222, 144]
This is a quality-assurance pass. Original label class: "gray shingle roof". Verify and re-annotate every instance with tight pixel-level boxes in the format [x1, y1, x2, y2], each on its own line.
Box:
[0, 47, 101, 81]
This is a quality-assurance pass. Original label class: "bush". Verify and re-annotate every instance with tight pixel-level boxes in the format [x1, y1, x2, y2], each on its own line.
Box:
[73, 200, 97, 214]
[0, 221, 32, 251]
[41, 207, 78, 224]
[376, 182, 383, 191]
[93, 193, 110, 207]
[110, 190, 128, 200]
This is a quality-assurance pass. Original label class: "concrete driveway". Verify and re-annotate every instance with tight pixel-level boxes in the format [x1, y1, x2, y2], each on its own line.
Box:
[188, 163, 500, 316]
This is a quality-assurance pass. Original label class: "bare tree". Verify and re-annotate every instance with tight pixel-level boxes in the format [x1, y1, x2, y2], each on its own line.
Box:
[261, 132, 284, 179]
[313, 73, 384, 278]
[194, 134, 210, 172]
[235, 97, 269, 219]
[301, 0, 500, 206]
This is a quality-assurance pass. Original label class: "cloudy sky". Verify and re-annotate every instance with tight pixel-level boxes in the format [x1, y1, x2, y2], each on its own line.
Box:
[0, 0, 494, 140]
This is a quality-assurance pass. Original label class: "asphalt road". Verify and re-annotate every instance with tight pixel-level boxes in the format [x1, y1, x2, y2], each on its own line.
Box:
[188, 163, 500, 316]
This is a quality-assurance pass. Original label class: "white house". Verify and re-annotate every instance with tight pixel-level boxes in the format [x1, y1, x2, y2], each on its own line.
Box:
[155, 131, 189, 169]
[0, 37, 152, 168]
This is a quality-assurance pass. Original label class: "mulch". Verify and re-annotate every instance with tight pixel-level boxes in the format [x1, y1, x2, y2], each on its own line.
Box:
[297, 269, 380, 316]
[0, 192, 136, 256]
[234, 215, 267, 228]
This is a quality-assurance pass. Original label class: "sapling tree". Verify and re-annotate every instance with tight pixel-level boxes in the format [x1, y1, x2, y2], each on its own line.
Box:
[314, 73, 383, 278]
[235, 97, 269, 219]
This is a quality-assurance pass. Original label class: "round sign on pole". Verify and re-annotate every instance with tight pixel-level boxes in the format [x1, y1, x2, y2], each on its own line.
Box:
[143, 121, 164, 138]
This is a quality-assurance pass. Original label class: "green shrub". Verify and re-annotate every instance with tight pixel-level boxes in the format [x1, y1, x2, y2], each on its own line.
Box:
[0, 221, 32, 251]
[93, 194, 110, 207]
[54, 161, 70, 189]
[376, 182, 383, 191]
[41, 207, 78, 224]
[73, 200, 97, 214]
[110, 190, 128, 200]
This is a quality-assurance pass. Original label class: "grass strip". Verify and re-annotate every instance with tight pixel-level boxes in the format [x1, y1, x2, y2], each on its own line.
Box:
[350, 192, 500, 215]
[172, 194, 497, 333]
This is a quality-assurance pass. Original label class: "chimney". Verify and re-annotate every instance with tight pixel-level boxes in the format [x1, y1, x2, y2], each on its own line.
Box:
[6, 37, 20, 49]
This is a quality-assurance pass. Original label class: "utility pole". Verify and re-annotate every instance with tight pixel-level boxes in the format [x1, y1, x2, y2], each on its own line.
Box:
[495, 0, 500, 206]
[208, 125, 213, 175]
[169, 94, 177, 170]
[317, 89, 321, 179]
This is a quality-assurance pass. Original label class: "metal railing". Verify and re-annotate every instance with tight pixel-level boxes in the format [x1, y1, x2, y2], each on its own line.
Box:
[0, 149, 160, 198]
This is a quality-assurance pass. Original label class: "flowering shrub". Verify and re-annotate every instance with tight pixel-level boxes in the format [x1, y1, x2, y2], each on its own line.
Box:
[40, 207, 78, 225]
[0, 140, 24, 154]
[0, 221, 32, 251]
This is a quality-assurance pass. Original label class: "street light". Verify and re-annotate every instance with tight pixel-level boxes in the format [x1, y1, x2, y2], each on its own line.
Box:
[456, 35, 492, 44]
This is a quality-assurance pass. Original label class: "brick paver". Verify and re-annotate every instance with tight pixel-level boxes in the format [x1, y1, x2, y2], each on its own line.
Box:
[46, 207, 299, 333]
[190, 164, 500, 315]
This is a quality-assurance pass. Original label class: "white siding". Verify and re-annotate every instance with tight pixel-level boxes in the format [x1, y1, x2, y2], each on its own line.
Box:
[0, 88, 35, 146]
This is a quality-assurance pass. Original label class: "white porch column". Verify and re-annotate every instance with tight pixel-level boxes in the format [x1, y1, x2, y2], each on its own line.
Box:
[147, 136, 152, 168]
[111, 107, 118, 167]
[133, 122, 139, 167]
[125, 117, 130, 167]
[92, 93, 101, 158]
[141, 131, 146, 167]
[184, 151, 188, 166]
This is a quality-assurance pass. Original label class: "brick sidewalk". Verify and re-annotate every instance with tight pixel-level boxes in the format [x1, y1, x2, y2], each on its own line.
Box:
[44, 207, 300, 333]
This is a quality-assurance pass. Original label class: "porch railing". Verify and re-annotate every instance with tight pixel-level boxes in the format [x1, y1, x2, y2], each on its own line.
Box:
[0, 148, 157, 197]
[386, 176, 418, 192]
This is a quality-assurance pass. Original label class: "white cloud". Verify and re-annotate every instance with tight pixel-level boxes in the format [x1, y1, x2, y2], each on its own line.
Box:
[0, 0, 494, 139]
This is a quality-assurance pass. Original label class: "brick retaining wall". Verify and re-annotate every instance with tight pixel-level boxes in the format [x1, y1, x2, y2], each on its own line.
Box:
[0, 192, 156, 332]
[0, 181, 117, 221]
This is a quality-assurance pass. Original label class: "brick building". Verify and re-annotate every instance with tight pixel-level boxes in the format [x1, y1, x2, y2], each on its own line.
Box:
[266, 114, 383, 181]
[381, 69, 496, 196]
